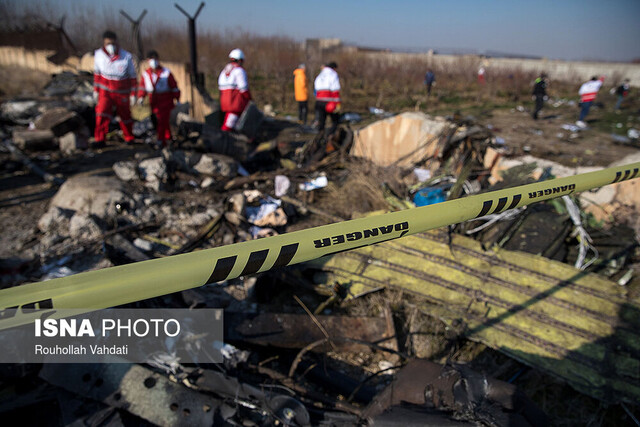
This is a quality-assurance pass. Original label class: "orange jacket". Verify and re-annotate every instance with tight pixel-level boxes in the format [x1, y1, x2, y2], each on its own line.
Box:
[293, 68, 308, 102]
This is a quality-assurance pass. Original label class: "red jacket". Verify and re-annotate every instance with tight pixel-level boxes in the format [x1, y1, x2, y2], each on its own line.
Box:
[93, 47, 137, 96]
[137, 66, 180, 107]
[218, 63, 251, 114]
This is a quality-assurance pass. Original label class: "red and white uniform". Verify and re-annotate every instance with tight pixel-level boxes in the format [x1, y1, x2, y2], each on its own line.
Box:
[93, 47, 137, 142]
[314, 66, 341, 112]
[578, 78, 604, 103]
[137, 66, 180, 143]
[218, 63, 251, 131]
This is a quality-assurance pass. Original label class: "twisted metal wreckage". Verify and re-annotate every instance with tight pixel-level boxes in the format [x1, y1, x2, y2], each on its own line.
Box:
[1, 163, 639, 425]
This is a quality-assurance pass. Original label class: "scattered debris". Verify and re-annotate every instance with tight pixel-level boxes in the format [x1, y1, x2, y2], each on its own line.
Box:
[48, 175, 133, 221]
[2, 140, 64, 185]
[363, 359, 549, 426]
[12, 129, 56, 151]
[226, 312, 397, 353]
[33, 107, 84, 137]
[2, 68, 640, 426]
[309, 228, 640, 405]
[351, 112, 450, 167]
[274, 174, 291, 197]
[299, 174, 328, 191]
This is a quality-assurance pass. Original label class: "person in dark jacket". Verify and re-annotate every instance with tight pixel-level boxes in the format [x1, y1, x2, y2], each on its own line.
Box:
[424, 69, 435, 96]
[615, 79, 630, 111]
[532, 73, 548, 120]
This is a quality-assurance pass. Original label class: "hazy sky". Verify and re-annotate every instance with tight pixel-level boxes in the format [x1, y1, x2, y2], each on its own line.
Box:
[13, 0, 640, 62]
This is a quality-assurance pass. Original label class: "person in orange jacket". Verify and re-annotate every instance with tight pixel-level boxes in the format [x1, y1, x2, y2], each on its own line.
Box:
[136, 50, 181, 147]
[293, 64, 308, 125]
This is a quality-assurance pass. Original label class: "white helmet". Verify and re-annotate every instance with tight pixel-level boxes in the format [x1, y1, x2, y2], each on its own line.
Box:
[229, 48, 245, 61]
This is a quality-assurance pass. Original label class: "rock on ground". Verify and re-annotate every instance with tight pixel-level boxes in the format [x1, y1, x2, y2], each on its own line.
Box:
[33, 107, 84, 137]
[58, 129, 89, 155]
[193, 153, 238, 177]
[37, 206, 73, 234]
[138, 157, 167, 192]
[68, 213, 102, 240]
[49, 175, 133, 222]
[113, 160, 139, 182]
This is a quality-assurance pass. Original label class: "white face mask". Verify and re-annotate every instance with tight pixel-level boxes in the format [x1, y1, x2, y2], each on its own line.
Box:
[149, 59, 158, 69]
[105, 44, 116, 56]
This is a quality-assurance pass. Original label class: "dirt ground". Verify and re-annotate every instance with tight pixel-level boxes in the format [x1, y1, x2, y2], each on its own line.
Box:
[0, 145, 151, 259]
[1, 66, 639, 425]
[479, 104, 640, 167]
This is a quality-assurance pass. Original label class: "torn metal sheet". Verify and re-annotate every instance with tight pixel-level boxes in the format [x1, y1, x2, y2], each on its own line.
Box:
[194, 368, 266, 402]
[351, 112, 449, 167]
[39, 363, 230, 426]
[474, 203, 572, 260]
[363, 359, 548, 426]
[226, 312, 396, 353]
[308, 229, 640, 405]
[104, 234, 151, 265]
[194, 369, 311, 426]
[370, 405, 474, 426]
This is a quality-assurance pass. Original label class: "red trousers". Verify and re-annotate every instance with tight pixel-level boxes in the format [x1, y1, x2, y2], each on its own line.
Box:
[152, 103, 174, 142]
[95, 92, 135, 142]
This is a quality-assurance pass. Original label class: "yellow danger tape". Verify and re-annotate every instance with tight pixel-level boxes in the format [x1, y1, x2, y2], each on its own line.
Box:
[1, 162, 639, 330]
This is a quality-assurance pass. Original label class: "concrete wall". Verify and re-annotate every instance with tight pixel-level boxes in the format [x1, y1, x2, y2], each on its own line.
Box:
[357, 49, 640, 85]
[0, 46, 80, 74]
[487, 56, 640, 84]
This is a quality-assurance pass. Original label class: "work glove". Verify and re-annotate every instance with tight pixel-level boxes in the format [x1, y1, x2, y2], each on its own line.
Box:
[130, 95, 137, 107]
[136, 97, 144, 106]
[93, 92, 99, 103]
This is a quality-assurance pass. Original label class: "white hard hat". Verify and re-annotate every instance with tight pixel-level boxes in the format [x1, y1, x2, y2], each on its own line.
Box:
[229, 48, 245, 61]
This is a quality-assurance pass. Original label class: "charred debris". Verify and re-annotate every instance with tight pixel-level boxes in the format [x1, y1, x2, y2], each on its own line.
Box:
[1, 71, 639, 426]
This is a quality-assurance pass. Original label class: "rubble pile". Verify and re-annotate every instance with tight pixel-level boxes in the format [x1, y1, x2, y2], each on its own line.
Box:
[1, 72, 640, 425]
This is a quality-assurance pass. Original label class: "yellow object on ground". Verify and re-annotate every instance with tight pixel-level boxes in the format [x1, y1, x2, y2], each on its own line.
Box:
[309, 228, 640, 405]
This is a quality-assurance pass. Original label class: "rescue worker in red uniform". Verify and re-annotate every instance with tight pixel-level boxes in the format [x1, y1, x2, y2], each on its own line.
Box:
[218, 49, 251, 132]
[136, 50, 181, 148]
[314, 62, 341, 135]
[93, 30, 137, 148]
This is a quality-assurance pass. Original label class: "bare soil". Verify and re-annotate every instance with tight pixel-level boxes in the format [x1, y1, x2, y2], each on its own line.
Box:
[1, 68, 639, 425]
[479, 105, 640, 167]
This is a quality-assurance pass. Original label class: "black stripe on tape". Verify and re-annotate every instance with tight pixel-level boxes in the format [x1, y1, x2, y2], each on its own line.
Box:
[206, 256, 237, 284]
[493, 197, 508, 214]
[477, 200, 492, 218]
[272, 243, 299, 268]
[613, 171, 622, 183]
[240, 249, 269, 276]
[508, 194, 521, 210]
